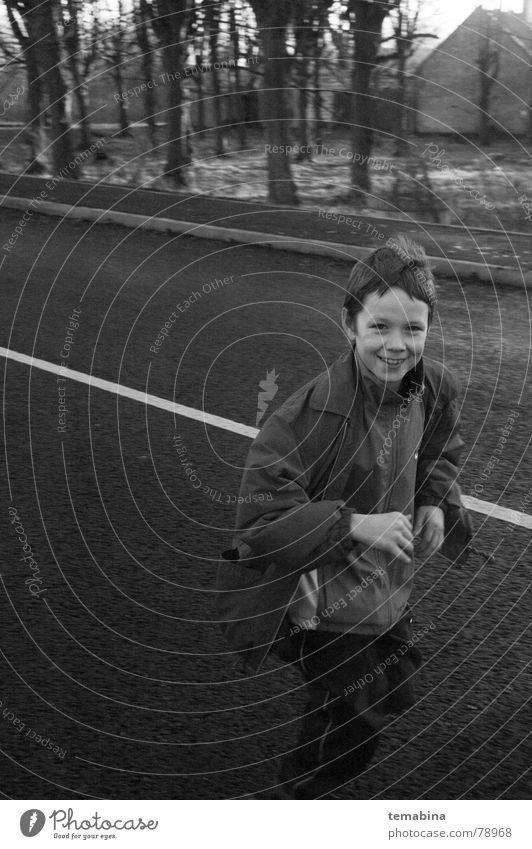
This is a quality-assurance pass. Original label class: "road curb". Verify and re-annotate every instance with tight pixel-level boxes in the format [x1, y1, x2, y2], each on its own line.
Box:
[1, 193, 531, 289]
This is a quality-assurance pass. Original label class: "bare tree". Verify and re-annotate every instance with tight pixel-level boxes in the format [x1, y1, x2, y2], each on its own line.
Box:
[99, 0, 133, 135]
[381, 0, 437, 156]
[292, 0, 334, 159]
[292, 0, 313, 161]
[230, 0, 263, 143]
[151, 0, 193, 185]
[347, 0, 398, 202]
[203, 0, 225, 156]
[311, 0, 332, 139]
[6, 0, 79, 175]
[477, 8, 501, 146]
[228, 0, 246, 148]
[248, 0, 298, 205]
[187, 0, 206, 133]
[61, 0, 99, 150]
[4, 0, 46, 171]
[133, 0, 158, 146]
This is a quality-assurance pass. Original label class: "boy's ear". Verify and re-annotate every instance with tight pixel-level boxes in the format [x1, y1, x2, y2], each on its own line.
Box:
[341, 307, 356, 344]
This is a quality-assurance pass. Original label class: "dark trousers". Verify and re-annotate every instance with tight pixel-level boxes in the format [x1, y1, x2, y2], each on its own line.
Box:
[278, 615, 422, 799]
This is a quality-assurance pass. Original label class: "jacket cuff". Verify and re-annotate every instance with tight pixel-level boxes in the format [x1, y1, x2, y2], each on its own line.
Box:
[327, 506, 357, 555]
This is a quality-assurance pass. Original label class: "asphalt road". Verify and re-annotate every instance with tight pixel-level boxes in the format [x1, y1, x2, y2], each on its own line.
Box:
[0, 208, 530, 799]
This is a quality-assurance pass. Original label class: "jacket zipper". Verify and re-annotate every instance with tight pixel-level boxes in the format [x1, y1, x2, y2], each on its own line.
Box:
[322, 416, 350, 500]
[381, 404, 403, 630]
[320, 415, 350, 617]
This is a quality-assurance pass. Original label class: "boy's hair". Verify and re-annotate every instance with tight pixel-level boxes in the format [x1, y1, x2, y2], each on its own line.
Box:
[343, 234, 437, 326]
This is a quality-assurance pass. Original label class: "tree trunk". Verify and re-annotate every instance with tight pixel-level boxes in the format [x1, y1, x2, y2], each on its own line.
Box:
[194, 53, 206, 132]
[229, 4, 246, 148]
[294, 8, 312, 162]
[394, 8, 408, 157]
[249, 0, 298, 205]
[136, 0, 157, 146]
[114, 0, 131, 136]
[67, 59, 91, 150]
[117, 88, 131, 136]
[152, 0, 191, 185]
[64, 0, 91, 150]
[395, 28, 408, 157]
[205, 2, 225, 156]
[349, 1, 390, 202]
[26, 0, 79, 177]
[163, 47, 188, 179]
[477, 10, 500, 146]
[111, 61, 131, 135]
[478, 87, 492, 146]
[25, 43, 47, 172]
[312, 0, 335, 139]
[295, 69, 311, 161]
[5, 1, 46, 171]
[313, 46, 322, 139]
[72, 83, 91, 149]
[527, 91, 532, 142]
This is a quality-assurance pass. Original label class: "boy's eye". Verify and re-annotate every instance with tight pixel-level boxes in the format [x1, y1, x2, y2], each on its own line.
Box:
[372, 323, 387, 329]
[408, 325, 423, 332]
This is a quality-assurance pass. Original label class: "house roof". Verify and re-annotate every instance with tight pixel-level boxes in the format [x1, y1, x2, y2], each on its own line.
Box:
[413, 6, 532, 73]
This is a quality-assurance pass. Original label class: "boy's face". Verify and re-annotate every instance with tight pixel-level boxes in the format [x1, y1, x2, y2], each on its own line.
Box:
[342, 287, 430, 389]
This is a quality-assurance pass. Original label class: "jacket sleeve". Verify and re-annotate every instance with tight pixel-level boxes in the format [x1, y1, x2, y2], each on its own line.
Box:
[235, 411, 357, 574]
[415, 379, 465, 513]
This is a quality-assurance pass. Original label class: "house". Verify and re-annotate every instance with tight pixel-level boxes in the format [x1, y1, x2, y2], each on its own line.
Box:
[413, 2, 532, 137]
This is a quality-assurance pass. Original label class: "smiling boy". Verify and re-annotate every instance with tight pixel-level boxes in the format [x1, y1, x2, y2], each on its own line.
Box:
[218, 235, 468, 798]
[341, 269, 445, 560]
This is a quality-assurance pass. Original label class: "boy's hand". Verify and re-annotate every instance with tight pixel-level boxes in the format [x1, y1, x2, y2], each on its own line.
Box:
[414, 505, 445, 559]
[349, 512, 414, 564]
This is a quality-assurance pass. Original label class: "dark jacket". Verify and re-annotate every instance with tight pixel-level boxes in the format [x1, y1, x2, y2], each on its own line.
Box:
[216, 347, 469, 673]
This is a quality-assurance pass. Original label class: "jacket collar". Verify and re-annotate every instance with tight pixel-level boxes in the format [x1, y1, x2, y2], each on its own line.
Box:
[309, 346, 425, 415]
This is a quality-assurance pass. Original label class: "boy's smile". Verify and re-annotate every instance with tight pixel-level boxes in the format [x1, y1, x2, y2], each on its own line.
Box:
[342, 287, 429, 390]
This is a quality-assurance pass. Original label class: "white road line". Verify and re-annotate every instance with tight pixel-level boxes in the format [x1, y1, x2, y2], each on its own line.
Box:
[0, 346, 257, 439]
[461, 495, 532, 530]
[2, 345, 531, 529]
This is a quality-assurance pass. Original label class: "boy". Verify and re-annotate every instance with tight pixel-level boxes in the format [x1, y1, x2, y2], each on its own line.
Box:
[217, 235, 470, 799]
